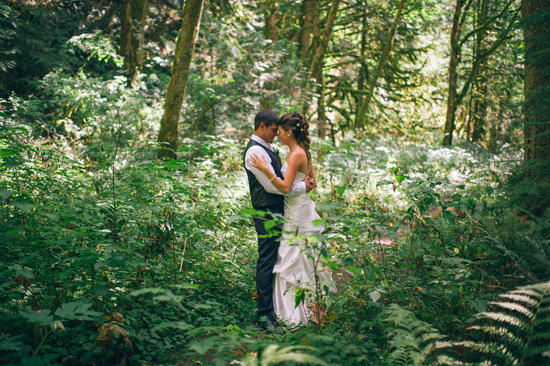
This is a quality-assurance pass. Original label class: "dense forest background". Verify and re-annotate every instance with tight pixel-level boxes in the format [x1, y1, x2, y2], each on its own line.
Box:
[1, 0, 549, 365]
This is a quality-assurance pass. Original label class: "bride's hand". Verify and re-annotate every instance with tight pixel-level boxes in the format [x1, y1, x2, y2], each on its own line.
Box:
[250, 153, 268, 172]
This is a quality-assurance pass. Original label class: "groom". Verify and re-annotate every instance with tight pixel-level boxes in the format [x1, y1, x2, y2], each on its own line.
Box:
[243, 110, 315, 331]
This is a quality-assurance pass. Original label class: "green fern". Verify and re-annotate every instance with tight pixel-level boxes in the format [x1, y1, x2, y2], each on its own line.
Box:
[382, 304, 456, 366]
[457, 281, 550, 365]
[235, 344, 329, 366]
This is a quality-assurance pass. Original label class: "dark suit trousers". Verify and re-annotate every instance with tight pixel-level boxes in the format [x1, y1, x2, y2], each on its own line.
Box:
[253, 205, 284, 322]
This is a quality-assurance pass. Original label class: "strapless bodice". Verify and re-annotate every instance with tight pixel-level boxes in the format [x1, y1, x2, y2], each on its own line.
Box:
[281, 162, 306, 183]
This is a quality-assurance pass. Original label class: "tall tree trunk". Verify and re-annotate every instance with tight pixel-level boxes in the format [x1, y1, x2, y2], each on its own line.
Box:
[260, 2, 278, 111]
[309, 0, 341, 138]
[298, 0, 315, 58]
[355, 0, 407, 129]
[522, 0, 550, 163]
[472, 81, 487, 141]
[442, 0, 462, 146]
[136, 0, 148, 68]
[157, 0, 204, 160]
[120, 0, 136, 82]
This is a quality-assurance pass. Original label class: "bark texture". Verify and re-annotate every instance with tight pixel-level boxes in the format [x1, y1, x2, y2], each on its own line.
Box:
[309, 0, 341, 138]
[523, 0, 550, 162]
[157, 0, 204, 160]
[442, 0, 462, 146]
[355, 0, 407, 129]
[120, 0, 136, 80]
[260, 2, 278, 111]
[298, 0, 315, 57]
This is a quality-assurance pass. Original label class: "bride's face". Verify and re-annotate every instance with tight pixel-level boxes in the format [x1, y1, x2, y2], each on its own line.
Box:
[277, 126, 295, 146]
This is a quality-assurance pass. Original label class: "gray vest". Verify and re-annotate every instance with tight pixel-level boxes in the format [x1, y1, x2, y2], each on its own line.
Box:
[243, 139, 284, 208]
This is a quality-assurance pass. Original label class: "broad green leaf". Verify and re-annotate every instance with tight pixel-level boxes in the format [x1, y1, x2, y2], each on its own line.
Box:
[13, 202, 34, 213]
[15, 267, 34, 279]
[54, 301, 102, 321]
[0, 189, 12, 201]
[188, 338, 217, 355]
[95, 286, 112, 297]
[19, 307, 53, 326]
[443, 210, 455, 225]
[263, 220, 277, 230]
[0, 334, 24, 351]
[153, 321, 193, 331]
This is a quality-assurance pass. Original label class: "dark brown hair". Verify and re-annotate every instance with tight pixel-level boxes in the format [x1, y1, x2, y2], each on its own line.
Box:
[254, 110, 279, 130]
[278, 113, 311, 165]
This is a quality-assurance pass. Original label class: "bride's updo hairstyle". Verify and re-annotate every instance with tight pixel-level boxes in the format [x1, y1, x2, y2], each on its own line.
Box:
[278, 113, 311, 165]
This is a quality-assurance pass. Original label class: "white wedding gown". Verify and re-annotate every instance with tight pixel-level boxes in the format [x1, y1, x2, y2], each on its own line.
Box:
[272, 163, 332, 325]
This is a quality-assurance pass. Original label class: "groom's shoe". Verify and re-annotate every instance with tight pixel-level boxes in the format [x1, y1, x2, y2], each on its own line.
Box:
[260, 320, 282, 334]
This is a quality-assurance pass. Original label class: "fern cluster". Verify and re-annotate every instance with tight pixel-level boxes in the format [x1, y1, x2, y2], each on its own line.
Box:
[383, 281, 550, 366]
[458, 281, 550, 365]
[382, 304, 454, 366]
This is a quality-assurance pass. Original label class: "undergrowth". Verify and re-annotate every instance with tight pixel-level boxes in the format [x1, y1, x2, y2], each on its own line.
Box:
[1, 71, 548, 366]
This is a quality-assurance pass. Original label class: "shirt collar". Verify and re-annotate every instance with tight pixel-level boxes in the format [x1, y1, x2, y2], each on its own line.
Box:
[251, 134, 273, 151]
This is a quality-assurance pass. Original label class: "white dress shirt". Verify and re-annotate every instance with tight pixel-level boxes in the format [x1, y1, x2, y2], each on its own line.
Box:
[244, 134, 306, 196]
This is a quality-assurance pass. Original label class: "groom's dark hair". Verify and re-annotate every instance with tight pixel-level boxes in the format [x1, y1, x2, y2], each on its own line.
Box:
[254, 110, 279, 130]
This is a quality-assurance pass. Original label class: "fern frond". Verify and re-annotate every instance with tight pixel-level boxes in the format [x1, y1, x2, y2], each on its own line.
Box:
[481, 312, 526, 328]
[489, 301, 533, 317]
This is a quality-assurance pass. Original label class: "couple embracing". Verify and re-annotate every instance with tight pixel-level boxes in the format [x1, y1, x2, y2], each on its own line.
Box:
[243, 111, 333, 331]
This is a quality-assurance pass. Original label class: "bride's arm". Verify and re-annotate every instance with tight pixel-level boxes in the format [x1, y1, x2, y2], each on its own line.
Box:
[251, 151, 304, 195]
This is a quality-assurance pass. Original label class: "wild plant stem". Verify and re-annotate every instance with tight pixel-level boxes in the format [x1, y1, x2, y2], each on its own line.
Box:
[33, 329, 51, 357]
[112, 110, 123, 244]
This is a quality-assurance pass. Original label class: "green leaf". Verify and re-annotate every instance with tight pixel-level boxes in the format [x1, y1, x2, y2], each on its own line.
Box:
[153, 321, 193, 331]
[443, 210, 455, 225]
[295, 288, 305, 308]
[54, 301, 102, 321]
[95, 286, 113, 297]
[12, 202, 34, 213]
[188, 338, 217, 355]
[19, 307, 53, 326]
[0, 189, 12, 201]
[369, 290, 381, 303]
[0, 334, 24, 352]
[227, 214, 241, 223]
[15, 267, 34, 279]
[395, 175, 404, 184]
[0, 149, 18, 158]
[263, 220, 277, 230]
[94, 261, 106, 270]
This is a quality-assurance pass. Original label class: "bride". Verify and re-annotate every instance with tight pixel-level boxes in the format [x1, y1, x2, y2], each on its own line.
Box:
[250, 113, 332, 325]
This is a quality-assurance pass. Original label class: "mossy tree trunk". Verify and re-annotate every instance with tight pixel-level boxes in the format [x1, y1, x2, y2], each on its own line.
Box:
[522, 0, 550, 163]
[260, 1, 278, 111]
[309, 0, 341, 138]
[120, 0, 136, 82]
[157, 0, 205, 160]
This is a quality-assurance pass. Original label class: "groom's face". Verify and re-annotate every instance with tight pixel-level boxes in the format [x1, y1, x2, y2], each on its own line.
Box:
[260, 123, 279, 144]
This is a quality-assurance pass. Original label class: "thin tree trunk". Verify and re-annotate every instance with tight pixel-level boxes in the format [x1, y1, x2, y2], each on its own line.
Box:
[120, 0, 136, 81]
[157, 0, 204, 160]
[355, 13, 368, 128]
[309, 0, 341, 138]
[442, 0, 462, 146]
[137, 0, 148, 68]
[355, 0, 407, 129]
[522, 0, 550, 162]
